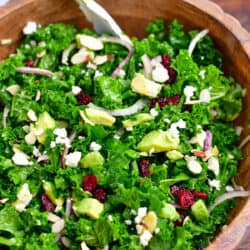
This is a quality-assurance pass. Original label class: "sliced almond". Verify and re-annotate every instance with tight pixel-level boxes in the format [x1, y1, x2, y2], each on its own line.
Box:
[51, 219, 65, 233]
[141, 211, 157, 233]
[192, 149, 206, 158]
[0, 198, 9, 204]
[71, 48, 94, 65]
[48, 212, 61, 223]
[76, 34, 104, 51]
[61, 236, 71, 248]
[24, 132, 36, 145]
[36, 50, 46, 58]
[6, 84, 21, 95]
[93, 55, 108, 65]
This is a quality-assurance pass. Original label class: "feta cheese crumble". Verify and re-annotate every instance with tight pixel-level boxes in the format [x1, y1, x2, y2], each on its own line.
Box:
[89, 141, 102, 151]
[150, 108, 158, 117]
[12, 152, 30, 166]
[53, 128, 67, 138]
[23, 21, 38, 35]
[208, 156, 220, 176]
[151, 63, 169, 83]
[72, 86, 82, 95]
[169, 119, 186, 136]
[139, 230, 153, 247]
[208, 179, 221, 190]
[65, 151, 82, 167]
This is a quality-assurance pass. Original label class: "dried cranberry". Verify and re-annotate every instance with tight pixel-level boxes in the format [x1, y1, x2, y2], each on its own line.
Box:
[93, 188, 106, 203]
[171, 185, 182, 197]
[76, 91, 92, 105]
[151, 94, 180, 109]
[82, 175, 97, 192]
[178, 189, 195, 209]
[161, 55, 171, 68]
[166, 67, 177, 83]
[174, 211, 186, 227]
[25, 60, 35, 67]
[192, 190, 208, 199]
[41, 193, 55, 212]
[138, 159, 150, 177]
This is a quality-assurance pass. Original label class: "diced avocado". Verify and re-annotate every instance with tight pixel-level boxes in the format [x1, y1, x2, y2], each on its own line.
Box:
[43, 181, 64, 207]
[84, 108, 116, 127]
[131, 73, 162, 98]
[73, 198, 104, 219]
[35, 112, 56, 143]
[191, 200, 209, 221]
[159, 203, 180, 221]
[137, 130, 180, 153]
[122, 113, 154, 129]
[166, 150, 184, 161]
[81, 151, 104, 168]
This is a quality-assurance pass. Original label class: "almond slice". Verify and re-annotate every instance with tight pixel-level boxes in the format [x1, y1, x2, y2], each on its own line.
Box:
[76, 34, 104, 51]
[141, 211, 157, 233]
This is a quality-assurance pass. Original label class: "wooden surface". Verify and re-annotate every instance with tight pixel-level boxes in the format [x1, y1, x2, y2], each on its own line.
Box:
[212, 0, 250, 32]
[0, 1, 249, 249]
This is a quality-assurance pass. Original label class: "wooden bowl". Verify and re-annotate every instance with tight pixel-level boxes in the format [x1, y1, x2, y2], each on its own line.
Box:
[0, 0, 249, 249]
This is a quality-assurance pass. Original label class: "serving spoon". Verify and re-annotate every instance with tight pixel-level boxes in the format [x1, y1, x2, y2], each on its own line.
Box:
[75, 0, 132, 44]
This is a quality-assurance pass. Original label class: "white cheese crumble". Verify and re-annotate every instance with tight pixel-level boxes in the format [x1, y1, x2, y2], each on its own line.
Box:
[185, 156, 202, 174]
[12, 152, 30, 166]
[208, 179, 221, 190]
[32, 146, 41, 157]
[27, 109, 38, 122]
[89, 141, 102, 151]
[118, 69, 126, 78]
[53, 128, 67, 138]
[225, 185, 234, 192]
[199, 70, 206, 79]
[139, 230, 153, 247]
[154, 227, 160, 234]
[150, 108, 158, 117]
[108, 215, 113, 221]
[169, 119, 186, 136]
[94, 70, 103, 78]
[65, 151, 82, 167]
[184, 86, 196, 101]
[208, 156, 220, 176]
[13, 183, 32, 212]
[189, 130, 206, 148]
[138, 207, 147, 218]
[113, 134, 121, 140]
[72, 86, 82, 95]
[86, 62, 97, 70]
[23, 21, 38, 35]
[125, 219, 132, 225]
[151, 63, 169, 83]
[163, 118, 170, 123]
[50, 141, 56, 148]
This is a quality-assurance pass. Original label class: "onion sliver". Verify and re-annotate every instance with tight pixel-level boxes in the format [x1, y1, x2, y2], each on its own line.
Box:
[188, 29, 209, 56]
[16, 67, 53, 77]
[99, 37, 134, 77]
[208, 190, 250, 213]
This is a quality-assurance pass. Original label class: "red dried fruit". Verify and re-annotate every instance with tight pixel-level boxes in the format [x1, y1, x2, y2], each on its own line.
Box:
[192, 190, 208, 199]
[151, 94, 180, 109]
[25, 60, 35, 67]
[166, 67, 177, 83]
[138, 159, 150, 177]
[93, 188, 106, 203]
[161, 55, 171, 68]
[82, 175, 97, 192]
[178, 189, 195, 209]
[41, 193, 55, 212]
[76, 91, 92, 105]
[171, 185, 182, 197]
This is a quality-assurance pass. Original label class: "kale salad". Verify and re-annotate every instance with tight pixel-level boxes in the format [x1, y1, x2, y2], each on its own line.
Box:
[0, 18, 246, 250]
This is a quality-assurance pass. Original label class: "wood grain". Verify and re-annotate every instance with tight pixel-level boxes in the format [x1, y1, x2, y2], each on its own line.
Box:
[0, 1, 249, 249]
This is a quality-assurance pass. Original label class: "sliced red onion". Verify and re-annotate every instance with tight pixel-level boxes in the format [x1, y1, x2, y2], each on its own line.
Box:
[88, 99, 149, 117]
[141, 54, 152, 79]
[204, 130, 212, 151]
[188, 29, 209, 56]
[65, 198, 73, 219]
[55, 233, 63, 243]
[239, 135, 250, 149]
[16, 67, 53, 77]
[61, 43, 76, 65]
[99, 37, 134, 77]
[61, 131, 76, 168]
[209, 190, 250, 213]
[2, 106, 10, 129]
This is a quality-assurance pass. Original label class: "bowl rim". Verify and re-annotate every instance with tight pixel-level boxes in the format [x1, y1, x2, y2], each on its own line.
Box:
[0, 0, 249, 249]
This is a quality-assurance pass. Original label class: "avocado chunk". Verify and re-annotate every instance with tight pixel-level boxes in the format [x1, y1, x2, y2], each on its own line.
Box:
[159, 203, 180, 221]
[81, 151, 104, 169]
[131, 73, 162, 98]
[83, 108, 116, 127]
[35, 112, 56, 144]
[122, 113, 154, 129]
[43, 181, 64, 207]
[166, 150, 184, 161]
[191, 199, 209, 221]
[137, 130, 180, 153]
[73, 198, 104, 219]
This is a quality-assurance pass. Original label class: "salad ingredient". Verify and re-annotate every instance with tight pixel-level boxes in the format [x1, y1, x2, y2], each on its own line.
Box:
[82, 174, 97, 192]
[131, 73, 162, 98]
[122, 113, 154, 129]
[166, 150, 184, 161]
[159, 203, 180, 221]
[76, 34, 104, 50]
[151, 94, 180, 108]
[191, 199, 209, 221]
[138, 159, 150, 177]
[16, 66, 52, 77]
[188, 29, 209, 56]
[41, 194, 55, 212]
[43, 181, 64, 207]
[137, 130, 180, 153]
[93, 188, 106, 203]
[81, 151, 104, 168]
[73, 198, 104, 219]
